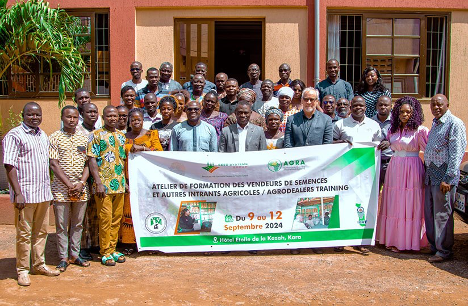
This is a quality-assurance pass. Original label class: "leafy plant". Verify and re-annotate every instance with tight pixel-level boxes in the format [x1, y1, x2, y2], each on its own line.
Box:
[0, 106, 22, 137]
[0, 0, 87, 106]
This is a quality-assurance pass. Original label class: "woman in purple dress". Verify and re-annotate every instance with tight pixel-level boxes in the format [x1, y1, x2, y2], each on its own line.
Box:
[376, 96, 428, 252]
[200, 91, 228, 140]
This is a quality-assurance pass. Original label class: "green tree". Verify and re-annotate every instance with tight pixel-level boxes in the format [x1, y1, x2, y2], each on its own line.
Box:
[0, 0, 87, 106]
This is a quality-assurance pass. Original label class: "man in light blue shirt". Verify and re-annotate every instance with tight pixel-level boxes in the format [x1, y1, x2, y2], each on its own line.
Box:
[424, 94, 467, 263]
[170, 101, 217, 152]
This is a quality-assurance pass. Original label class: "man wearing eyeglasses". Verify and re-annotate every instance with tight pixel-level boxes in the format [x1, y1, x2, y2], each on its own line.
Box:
[321, 95, 340, 124]
[121, 61, 148, 94]
[169, 101, 217, 152]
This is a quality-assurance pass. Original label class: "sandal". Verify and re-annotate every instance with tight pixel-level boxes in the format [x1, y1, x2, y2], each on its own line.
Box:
[123, 248, 134, 256]
[111, 252, 126, 263]
[101, 255, 116, 266]
[70, 257, 90, 267]
[56, 261, 69, 272]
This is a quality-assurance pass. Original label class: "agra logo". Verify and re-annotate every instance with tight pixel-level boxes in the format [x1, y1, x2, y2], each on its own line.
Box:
[268, 160, 283, 172]
[145, 213, 167, 234]
[202, 163, 220, 173]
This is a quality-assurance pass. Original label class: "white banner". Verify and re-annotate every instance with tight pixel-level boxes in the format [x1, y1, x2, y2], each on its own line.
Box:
[128, 143, 380, 252]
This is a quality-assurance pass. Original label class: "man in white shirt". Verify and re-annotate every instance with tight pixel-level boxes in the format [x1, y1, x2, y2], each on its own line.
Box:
[333, 95, 389, 254]
[121, 61, 148, 95]
[73, 88, 102, 130]
[333, 96, 385, 145]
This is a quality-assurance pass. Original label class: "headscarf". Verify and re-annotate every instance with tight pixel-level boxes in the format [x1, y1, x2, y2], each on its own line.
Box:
[265, 107, 284, 122]
[277, 86, 294, 99]
[237, 88, 257, 103]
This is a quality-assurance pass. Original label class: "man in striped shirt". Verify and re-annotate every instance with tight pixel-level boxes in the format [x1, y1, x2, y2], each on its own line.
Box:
[3, 102, 60, 286]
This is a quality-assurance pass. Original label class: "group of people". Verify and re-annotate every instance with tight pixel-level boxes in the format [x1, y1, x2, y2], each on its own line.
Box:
[3, 58, 466, 287]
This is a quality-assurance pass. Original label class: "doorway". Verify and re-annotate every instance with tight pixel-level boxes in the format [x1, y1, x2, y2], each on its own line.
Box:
[214, 21, 263, 85]
[174, 19, 264, 85]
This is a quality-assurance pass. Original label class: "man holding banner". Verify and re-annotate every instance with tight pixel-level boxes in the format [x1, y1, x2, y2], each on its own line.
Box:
[333, 95, 387, 253]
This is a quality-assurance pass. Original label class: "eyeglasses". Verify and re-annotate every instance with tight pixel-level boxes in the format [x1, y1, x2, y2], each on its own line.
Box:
[322, 101, 335, 105]
[279, 69, 290, 72]
[186, 108, 200, 112]
[248, 68, 259, 72]
[130, 68, 141, 72]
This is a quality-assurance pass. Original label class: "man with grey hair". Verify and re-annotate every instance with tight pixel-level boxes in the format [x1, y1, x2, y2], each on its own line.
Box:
[158, 62, 182, 96]
[284, 87, 333, 148]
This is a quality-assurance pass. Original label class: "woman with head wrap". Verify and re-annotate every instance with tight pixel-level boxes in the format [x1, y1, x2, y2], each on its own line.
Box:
[223, 88, 267, 130]
[274, 86, 300, 132]
[264, 107, 284, 149]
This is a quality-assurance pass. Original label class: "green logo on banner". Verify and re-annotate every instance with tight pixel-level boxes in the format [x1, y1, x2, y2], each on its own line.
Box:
[267, 160, 282, 172]
[225, 215, 234, 222]
[202, 163, 220, 173]
[356, 204, 366, 226]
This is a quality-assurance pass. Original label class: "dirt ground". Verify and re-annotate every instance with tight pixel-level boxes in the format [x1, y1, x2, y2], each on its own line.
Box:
[1, 217, 468, 305]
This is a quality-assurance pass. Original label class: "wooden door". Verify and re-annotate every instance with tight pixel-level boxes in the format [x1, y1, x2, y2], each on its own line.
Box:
[174, 19, 215, 85]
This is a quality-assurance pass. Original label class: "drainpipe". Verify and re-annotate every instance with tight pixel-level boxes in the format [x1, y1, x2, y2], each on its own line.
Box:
[314, 0, 320, 86]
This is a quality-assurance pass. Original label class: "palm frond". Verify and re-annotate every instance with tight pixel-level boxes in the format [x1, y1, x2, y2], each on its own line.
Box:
[0, 0, 87, 106]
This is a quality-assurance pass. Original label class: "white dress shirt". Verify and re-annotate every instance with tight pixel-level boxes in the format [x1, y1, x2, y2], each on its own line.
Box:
[333, 116, 383, 145]
[237, 123, 249, 153]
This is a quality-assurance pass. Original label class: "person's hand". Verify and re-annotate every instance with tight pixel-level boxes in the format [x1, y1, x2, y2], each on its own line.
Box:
[125, 182, 129, 193]
[377, 140, 390, 151]
[69, 181, 84, 194]
[96, 183, 106, 198]
[440, 181, 451, 194]
[131, 144, 146, 153]
[14, 194, 26, 210]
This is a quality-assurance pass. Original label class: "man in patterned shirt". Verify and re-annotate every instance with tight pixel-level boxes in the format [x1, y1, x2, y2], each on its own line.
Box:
[50, 106, 90, 272]
[88, 106, 127, 266]
[424, 94, 466, 263]
[3, 102, 59, 286]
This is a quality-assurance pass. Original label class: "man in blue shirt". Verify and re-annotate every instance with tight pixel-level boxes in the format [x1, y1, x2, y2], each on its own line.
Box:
[183, 62, 216, 93]
[424, 94, 466, 263]
[170, 101, 217, 152]
[316, 59, 354, 102]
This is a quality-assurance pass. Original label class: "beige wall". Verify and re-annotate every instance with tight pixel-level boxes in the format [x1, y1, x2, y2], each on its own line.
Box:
[135, 7, 308, 83]
[0, 99, 109, 136]
[448, 11, 468, 133]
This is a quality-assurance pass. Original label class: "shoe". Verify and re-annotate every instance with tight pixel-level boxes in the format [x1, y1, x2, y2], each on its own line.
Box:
[290, 249, 301, 255]
[111, 252, 126, 263]
[17, 272, 31, 286]
[56, 261, 69, 273]
[248, 250, 258, 255]
[353, 246, 370, 254]
[419, 248, 436, 255]
[312, 248, 324, 254]
[33, 265, 60, 276]
[101, 255, 116, 266]
[334, 247, 344, 252]
[79, 249, 93, 261]
[428, 255, 446, 263]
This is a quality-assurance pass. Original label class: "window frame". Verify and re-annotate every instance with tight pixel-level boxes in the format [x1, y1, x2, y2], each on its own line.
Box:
[1, 9, 110, 99]
[327, 10, 450, 99]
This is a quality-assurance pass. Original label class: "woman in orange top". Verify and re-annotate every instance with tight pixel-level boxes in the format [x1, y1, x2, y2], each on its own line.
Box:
[120, 108, 163, 254]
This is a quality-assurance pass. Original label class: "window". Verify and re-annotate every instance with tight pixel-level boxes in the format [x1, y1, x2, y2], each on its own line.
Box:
[327, 12, 448, 98]
[0, 11, 109, 98]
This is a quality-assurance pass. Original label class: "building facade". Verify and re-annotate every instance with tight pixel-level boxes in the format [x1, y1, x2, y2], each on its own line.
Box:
[1, 0, 468, 135]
